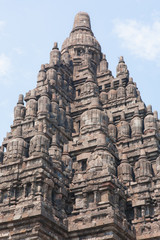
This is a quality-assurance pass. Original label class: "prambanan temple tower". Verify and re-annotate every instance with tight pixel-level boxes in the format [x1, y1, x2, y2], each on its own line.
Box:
[0, 12, 160, 240]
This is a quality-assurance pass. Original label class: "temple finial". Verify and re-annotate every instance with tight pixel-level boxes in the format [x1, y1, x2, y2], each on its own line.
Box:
[72, 12, 91, 31]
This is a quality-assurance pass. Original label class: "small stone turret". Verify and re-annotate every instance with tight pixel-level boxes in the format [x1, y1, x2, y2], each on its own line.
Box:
[117, 111, 130, 140]
[108, 115, 117, 142]
[61, 48, 70, 66]
[116, 56, 129, 79]
[131, 108, 143, 137]
[14, 94, 25, 123]
[81, 97, 108, 134]
[62, 144, 72, 176]
[65, 104, 73, 136]
[108, 81, 116, 101]
[49, 134, 62, 170]
[144, 105, 157, 134]
[87, 134, 116, 176]
[50, 42, 61, 66]
[61, 12, 101, 65]
[50, 93, 59, 122]
[29, 123, 50, 157]
[37, 64, 46, 87]
[135, 149, 152, 182]
[72, 12, 91, 31]
[46, 65, 57, 86]
[38, 87, 50, 117]
[26, 89, 37, 119]
[99, 54, 108, 73]
[118, 154, 133, 184]
[81, 74, 98, 98]
[6, 126, 28, 163]
[100, 86, 108, 105]
[126, 77, 137, 99]
[117, 79, 125, 99]
[58, 98, 66, 131]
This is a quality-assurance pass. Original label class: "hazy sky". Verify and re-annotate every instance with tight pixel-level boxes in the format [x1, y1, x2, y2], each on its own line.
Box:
[0, 0, 160, 143]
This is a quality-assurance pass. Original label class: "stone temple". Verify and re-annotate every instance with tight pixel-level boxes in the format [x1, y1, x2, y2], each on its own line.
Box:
[0, 11, 160, 240]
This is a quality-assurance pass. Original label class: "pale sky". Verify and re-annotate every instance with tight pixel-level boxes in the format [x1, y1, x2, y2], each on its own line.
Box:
[0, 0, 160, 143]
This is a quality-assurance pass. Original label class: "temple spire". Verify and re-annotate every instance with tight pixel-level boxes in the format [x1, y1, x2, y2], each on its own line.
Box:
[72, 12, 91, 31]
